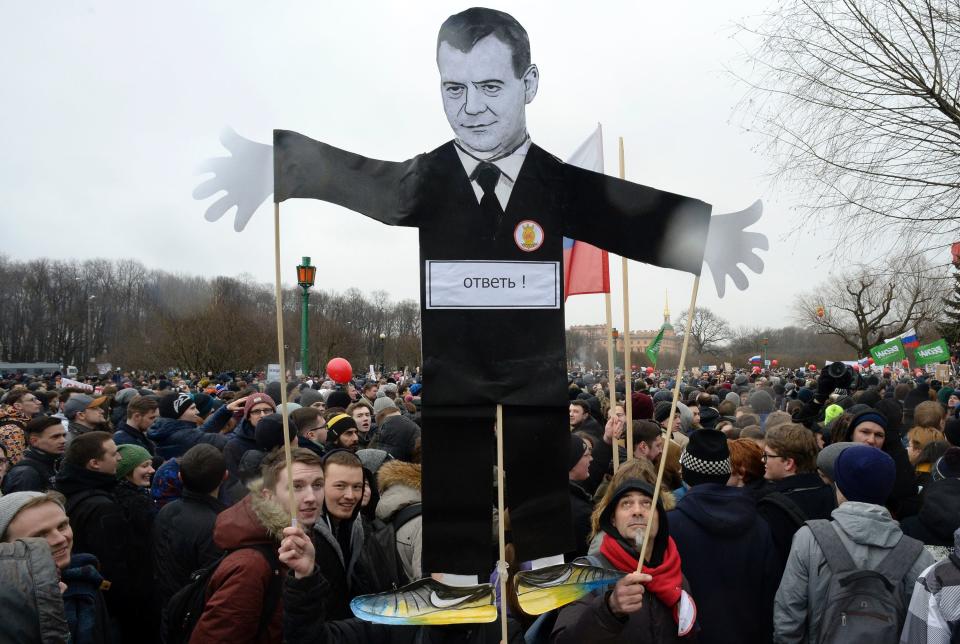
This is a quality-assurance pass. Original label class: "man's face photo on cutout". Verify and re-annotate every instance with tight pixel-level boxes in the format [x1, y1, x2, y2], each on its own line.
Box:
[437, 34, 538, 158]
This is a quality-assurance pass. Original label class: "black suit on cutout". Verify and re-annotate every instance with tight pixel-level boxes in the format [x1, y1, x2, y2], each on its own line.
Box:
[275, 131, 711, 572]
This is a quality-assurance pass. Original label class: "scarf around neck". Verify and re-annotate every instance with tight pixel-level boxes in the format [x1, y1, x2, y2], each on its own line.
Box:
[600, 531, 684, 620]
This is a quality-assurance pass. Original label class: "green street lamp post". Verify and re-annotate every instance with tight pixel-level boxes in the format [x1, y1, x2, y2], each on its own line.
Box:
[296, 257, 317, 376]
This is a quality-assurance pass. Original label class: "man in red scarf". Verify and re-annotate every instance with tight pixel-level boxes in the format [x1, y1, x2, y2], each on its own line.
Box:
[551, 479, 696, 642]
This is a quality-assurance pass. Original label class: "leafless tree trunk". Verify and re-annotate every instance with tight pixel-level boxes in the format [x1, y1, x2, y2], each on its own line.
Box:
[675, 307, 733, 356]
[793, 258, 943, 354]
[736, 0, 960, 248]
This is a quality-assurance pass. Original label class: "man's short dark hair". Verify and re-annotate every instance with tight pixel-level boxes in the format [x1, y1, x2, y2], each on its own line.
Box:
[290, 407, 322, 436]
[180, 443, 226, 495]
[126, 396, 157, 418]
[25, 416, 63, 438]
[633, 420, 662, 448]
[322, 449, 362, 474]
[569, 400, 590, 416]
[63, 431, 112, 468]
[437, 8, 531, 78]
[5, 390, 31, 407]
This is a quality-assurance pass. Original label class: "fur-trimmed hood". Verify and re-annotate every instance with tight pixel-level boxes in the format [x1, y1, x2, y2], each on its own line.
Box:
[376, 460, 421, 493]
[213, 478, 290, 549]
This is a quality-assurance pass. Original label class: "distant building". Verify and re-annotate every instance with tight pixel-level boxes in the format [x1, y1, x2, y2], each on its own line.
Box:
[569, 293, 679, 360]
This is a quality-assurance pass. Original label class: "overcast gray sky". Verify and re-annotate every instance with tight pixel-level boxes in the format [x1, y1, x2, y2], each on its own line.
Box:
[1, 1, 836, 333]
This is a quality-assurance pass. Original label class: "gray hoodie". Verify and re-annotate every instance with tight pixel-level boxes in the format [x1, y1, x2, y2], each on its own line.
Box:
[773, 501, 935, 644]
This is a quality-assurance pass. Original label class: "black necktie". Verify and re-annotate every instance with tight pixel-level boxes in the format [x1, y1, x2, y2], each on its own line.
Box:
[471, 162, 504, 239]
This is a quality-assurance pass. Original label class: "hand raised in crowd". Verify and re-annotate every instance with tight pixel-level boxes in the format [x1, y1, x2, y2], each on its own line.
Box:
[279, 525, 315, 579]
[607, 571, 652, 617]
[603, 414, 624, 445]
[226, 395, 249, 412]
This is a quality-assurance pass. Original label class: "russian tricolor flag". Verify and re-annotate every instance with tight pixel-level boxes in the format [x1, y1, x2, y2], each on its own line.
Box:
[749, 355, 762, 364]
[563, 125, 611, 300]
[885, 328, 920, 349]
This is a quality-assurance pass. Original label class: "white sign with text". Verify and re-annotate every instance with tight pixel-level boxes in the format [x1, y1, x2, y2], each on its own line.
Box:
[425, 260, 560, 310]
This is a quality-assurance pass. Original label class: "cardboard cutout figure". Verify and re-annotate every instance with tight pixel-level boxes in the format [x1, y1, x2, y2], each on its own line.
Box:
[197, 6, 767, 622]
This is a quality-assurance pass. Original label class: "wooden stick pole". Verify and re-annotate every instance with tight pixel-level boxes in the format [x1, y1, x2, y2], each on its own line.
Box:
[273, 203, 296, 526]
[619, 137, 634, 460]
[495, 404, 508, 644]
[636, 275, 701, 570]
[604, 292, 618, 473]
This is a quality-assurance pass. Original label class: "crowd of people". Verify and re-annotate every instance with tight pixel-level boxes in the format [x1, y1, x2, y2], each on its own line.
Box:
[0, 363, 958, 643]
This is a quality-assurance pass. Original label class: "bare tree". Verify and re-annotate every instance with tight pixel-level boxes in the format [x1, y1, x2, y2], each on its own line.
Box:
[674, 307, 732, 355]
[737, 0, 960, 248]
[794, 258, 943, 355]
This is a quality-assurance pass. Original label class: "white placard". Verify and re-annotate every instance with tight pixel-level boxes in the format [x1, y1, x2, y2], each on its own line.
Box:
[425, 260, 560, 309]
[60, 377, 94, 392]
[266, 364, 281, 383]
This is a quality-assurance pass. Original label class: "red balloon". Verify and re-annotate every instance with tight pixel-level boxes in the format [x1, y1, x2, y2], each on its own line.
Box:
[326, 357, 353, 384]
[901, 359, 910, 368]
[771, 359, 779, 367]
[645, 366, 654, 374]
[752, 366, 761, 374]
[808, 364, 817, 371]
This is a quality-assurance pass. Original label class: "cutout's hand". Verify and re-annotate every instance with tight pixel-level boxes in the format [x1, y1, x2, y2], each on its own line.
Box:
[193, 127, 273, 232]
[702, 200, 768, 298]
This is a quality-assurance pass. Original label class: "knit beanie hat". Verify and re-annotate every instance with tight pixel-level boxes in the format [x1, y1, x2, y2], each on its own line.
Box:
[679, 429, 732, 487]
[325, 390, 352, 410]
[834, 444, 895, 504]
[654, 400, 674, 423]
[373, 396, 398, 416]
[824, 404, 844, 427]
[569, 433, 588, 471]
[748, 390, 775, 414]
[631, 392, 654, 420]
[242, 393, 276, 420]
[116, 444, 153, 480]
[933, 447, 960, 482]
[299, 388, 325, 408]
[797, 388, 814, 404]
[945, 417, 960, 447]
[0, 491, 46, 540]
[724, 391, 740, 408]
[192, 392, 215, 417]
[326, 413, 358, 440]
[254, 413, 297, 450]
[815, 441, 855, 482]
[115, 388, 139, 405]
[159, 392, 195, 420]
[849, 408, 888, 434]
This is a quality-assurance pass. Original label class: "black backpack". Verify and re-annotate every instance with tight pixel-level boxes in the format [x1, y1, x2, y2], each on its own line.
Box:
[357, 502, 423, 592]
[162, 543, 282, 644]
[807, 520, 923, 644]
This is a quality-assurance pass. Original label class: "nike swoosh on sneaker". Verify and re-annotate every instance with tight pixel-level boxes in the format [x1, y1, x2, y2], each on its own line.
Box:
[430, 591, 473, 608]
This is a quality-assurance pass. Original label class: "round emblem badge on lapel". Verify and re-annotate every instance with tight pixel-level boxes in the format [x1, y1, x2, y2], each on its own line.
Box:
[514, 220, 544, 252]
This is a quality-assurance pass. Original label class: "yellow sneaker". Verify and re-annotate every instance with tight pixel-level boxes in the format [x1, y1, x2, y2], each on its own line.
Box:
[350, 578, 497, 626]
[514, 562, 624, 615]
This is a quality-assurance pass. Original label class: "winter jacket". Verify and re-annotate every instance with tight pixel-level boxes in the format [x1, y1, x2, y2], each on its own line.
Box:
[551, 550, 696, 643]
[282, 567, 524, 643]
[0, 538, 70, 644]
[112, 421, 157, 456]
[773, 502, 935, 644]
[313, 505, 366, 620]
[62, 553, 112, 644]
[900, 528, 960, 644]
[147, 415, 229, 461]
[375, 414, 421, 462]
[1, 445, 60, 493]
[153, 489, 226, 610]
[190, 483, 288, 644]
[55, 463, 135, 636]
[113, 479, 159, 641]
[669, 483, 779, 644]
[567, 480, 594, 560]
[66, 420, 100, 447]
[375, 460, 423, 581]
[756, 472, 836, 573]
[223, 419, 258, 477]
[901, 478, 960, 549]
[0, 407, 30, 464]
